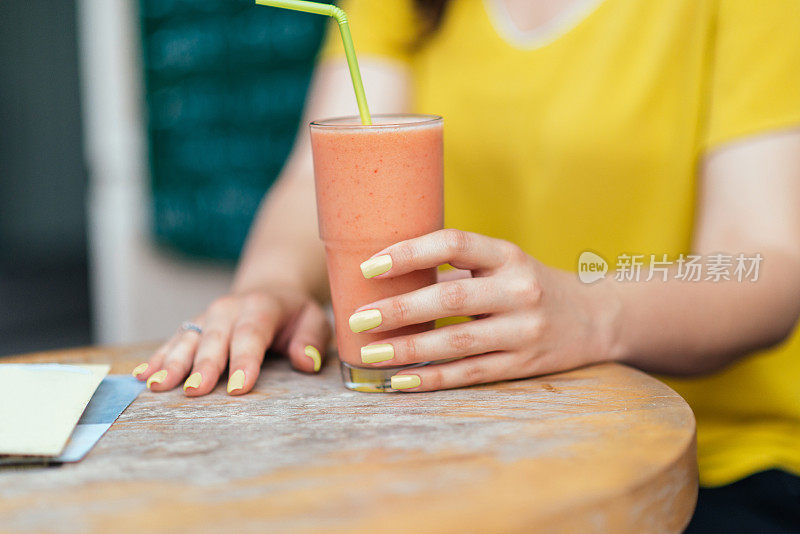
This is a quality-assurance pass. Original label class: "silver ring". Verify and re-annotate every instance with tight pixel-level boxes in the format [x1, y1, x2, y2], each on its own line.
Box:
[180, 321, 203, 335]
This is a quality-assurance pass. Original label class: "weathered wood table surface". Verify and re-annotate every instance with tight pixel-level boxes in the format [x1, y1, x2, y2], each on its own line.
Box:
[1, 344, 697, 533]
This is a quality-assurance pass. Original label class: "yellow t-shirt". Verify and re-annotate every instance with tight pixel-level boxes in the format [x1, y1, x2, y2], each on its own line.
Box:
[321, 0, 800, 487]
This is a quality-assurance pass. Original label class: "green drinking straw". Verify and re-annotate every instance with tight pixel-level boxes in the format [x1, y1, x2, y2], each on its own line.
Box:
[254, 0, 372, 125]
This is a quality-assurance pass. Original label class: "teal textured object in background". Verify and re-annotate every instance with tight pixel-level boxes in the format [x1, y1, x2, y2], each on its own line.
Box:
[139, 0, 332, 260]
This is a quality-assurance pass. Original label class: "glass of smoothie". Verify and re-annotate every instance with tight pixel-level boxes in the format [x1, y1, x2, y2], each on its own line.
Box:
[310, 114, 443, 392]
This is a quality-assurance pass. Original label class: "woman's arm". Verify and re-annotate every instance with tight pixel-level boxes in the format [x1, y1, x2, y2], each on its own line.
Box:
[612, 129, 800, 375]
[349, 129, 800, 391]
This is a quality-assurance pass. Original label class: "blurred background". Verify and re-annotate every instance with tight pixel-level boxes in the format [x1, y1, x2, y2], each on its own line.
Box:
[0, 0, 331, 356]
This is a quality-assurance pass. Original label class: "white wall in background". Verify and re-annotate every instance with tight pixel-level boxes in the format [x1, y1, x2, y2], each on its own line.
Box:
[77, 0, 233, 345]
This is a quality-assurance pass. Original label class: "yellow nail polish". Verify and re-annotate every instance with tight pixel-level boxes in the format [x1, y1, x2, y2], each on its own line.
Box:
[361, 343, 394, 364]
[183, 372, 202, 392]
[227, 369, 246, 394]
[147, 369, 168, 389]
[349, 309, 382, 333]
[304, 345, 322, 372]
[360, 254, 393, 279]
[391, 374, 421, 390]
[131, 363, 148, 378]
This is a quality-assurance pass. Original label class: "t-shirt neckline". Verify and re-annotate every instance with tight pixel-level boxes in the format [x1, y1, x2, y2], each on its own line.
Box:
[483, 0, 606, 50]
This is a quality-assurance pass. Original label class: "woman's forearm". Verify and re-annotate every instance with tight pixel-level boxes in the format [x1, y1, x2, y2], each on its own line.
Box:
[606, 249, 800, 375]
[608, 131, 800, 376]
[231, 157, 328, 300]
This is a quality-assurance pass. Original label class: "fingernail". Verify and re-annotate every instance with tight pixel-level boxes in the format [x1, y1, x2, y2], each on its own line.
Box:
[147, 369, 168, 389]
[391, 374, 421, 390]
[183, 372, 202, 392]
[360, 254, 392, 279]
[361, 343, 394, 364]
[227, 369, 246, 394]
[349, 309, 382, 333]
[304, 345, 322, 372]
[131, 363, 148, 378]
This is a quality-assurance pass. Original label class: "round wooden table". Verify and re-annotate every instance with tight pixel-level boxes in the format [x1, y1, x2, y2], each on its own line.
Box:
[0, 344, 697, 533]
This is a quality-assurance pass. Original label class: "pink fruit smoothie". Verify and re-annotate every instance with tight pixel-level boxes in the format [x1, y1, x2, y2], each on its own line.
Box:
[310, 114, 443, 368]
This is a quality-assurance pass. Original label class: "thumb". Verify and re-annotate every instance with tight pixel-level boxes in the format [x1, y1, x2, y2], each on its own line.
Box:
[285, 301, 332, 373]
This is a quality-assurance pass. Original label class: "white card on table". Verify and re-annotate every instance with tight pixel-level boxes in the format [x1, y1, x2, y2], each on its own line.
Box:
[0, 364, 110, 456]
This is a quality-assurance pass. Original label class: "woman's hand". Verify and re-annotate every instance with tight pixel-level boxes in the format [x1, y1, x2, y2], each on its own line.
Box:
[132, 286, 332, 396]
[352, 229, 620, 391]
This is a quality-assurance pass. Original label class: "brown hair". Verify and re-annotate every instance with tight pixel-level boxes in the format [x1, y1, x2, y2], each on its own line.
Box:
[414, 0, 451, 36]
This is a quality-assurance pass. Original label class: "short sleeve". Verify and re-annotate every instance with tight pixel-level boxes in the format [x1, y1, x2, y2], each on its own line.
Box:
[702, 0, 800, 150]
[318, 0, 419, 64]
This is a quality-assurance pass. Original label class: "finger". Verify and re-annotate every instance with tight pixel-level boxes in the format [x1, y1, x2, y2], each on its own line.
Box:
[359, 229, 511, 280]
[350, 277, 512, 333]
[285, 301, 332, 373]
[390, 351, 524, 392]
[226, 297, 281, 395]
[437, 268, 471, 283]
[136, 318, 202, 384]
[132, 337, 174, 382]
[147, 327, 204, 391]
[179, 301, 242, 395]
[183, 339, 229, 397]
[360, 316, 521, 367]
[182, 319, 233, 396]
